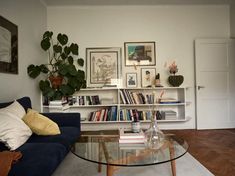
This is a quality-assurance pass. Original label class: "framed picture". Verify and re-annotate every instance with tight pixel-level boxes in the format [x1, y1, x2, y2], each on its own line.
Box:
[141, 68, 156, 87]
[86, 47, 121, 87]
[124, 42, 156, 66]
[0, 16, 18, 74]
[126, 73, 137, 88]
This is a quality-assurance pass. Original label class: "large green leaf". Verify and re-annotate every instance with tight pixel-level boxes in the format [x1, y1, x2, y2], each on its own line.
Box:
[41, 38, 51, 51]
[58, 64, 68, 76]
[53, 45, 62, 53]
[77, 70, 85, 80]
[39, 64, 49, 74]
[68, 77, 78, 88]
[27, 64, 41, 78]
[64, 46, 70, 55]
[68, 65, 77, 76]
[60, 85, 75, 96]
[57, 33, 68, 46]
[54, 90, 63, 100]
[60, 53, 67, 60]
[39, 80, 50, 91]
[70, 43, 78, 55]
[77, 58, 84, 66]
[68, 56, 74, 65]
[43, 31, 53, 39]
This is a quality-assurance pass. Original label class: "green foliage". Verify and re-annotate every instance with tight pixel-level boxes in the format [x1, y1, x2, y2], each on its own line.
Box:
[27, 31, 86, 100]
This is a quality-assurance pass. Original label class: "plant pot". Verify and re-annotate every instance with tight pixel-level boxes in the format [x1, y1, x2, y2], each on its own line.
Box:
[49, 76, 63, 89]
[168, 75, 184, 87]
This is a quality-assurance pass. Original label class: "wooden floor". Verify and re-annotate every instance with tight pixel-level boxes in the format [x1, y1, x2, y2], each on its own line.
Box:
[165, 129, 235, 176]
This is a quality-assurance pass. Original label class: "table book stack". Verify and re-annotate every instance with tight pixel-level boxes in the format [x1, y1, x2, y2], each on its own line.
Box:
[119, 128, 146, 149]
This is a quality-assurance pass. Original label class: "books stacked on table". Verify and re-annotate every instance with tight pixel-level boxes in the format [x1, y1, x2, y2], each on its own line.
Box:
[119, 128, 146, 144]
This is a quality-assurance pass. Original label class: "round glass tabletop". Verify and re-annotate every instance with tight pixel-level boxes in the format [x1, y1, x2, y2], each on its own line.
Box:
[71, 132, 188, 167]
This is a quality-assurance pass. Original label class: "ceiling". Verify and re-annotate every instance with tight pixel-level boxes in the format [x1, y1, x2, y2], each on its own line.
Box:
[42, 0, 234, 6]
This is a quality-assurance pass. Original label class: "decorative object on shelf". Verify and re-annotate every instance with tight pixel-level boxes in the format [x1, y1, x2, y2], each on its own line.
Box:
[168, 61, 184, 87]
[124, 41, 156, 66]
[141, 68, 156, 87]
[27, 31, 86, 100]
[155, 73, 163, 87]
[126, 73, 137, 88]
[0, 16, 18, 74]
[86, 47, 121, 88]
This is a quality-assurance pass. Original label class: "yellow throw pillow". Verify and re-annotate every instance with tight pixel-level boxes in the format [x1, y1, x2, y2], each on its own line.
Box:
[22, 109, 60, 135]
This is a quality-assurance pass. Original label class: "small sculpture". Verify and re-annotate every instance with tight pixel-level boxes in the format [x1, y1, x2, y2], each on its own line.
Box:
[155, 73, 163, 87]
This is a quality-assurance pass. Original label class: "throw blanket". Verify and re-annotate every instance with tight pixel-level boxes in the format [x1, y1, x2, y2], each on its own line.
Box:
[0, 151, 22, 176]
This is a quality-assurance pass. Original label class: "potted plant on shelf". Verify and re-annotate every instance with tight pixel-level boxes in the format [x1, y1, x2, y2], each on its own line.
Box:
[168, 61, 184, 87]
[27, 31, 86, 100]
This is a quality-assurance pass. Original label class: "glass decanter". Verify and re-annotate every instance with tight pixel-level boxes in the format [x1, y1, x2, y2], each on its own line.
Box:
[145, 111, 165, 149]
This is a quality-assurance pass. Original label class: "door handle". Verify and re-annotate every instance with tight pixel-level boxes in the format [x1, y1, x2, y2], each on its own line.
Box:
[198, 86, 205, 90]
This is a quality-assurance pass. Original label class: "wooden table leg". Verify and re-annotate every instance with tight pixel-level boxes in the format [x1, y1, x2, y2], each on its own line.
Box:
[107, 165, 115, 176]
[98, 141, 102, 172]
[169, 142, 176, 176]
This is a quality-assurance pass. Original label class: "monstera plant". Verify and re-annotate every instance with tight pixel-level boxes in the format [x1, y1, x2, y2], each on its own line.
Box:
[27, 31, 86, 100]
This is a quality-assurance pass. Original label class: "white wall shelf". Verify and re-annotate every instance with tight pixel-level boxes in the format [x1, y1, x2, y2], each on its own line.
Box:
[42, 87, 191, 130]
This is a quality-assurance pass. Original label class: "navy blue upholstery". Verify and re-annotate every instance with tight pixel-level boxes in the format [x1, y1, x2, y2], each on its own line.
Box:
[26, 127, 80, 150]
[0, 97, 81, 176]
[9, 143, 67, 176]
[0, 96, 32, 112]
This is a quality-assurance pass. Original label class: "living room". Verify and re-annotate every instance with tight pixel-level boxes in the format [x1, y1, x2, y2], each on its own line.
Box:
[0, 0, 235, 176]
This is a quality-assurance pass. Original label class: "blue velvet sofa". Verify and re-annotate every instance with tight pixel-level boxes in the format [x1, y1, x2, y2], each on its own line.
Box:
[0, 97, 81, 176]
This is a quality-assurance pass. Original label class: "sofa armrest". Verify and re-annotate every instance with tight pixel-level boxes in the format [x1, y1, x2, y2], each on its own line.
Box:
[41, 113, 80, 129]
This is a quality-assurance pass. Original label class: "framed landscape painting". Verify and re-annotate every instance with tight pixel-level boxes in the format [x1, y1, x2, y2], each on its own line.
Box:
[0, 16, 18, 74]
[124, 41, 156, 66]
[86, 47, 121, 87]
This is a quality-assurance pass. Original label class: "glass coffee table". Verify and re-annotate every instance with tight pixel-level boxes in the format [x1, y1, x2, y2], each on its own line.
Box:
[71, 130, 188, 176]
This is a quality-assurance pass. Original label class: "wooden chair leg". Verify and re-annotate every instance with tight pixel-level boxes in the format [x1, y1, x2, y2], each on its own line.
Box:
[169, 142, 176, 176]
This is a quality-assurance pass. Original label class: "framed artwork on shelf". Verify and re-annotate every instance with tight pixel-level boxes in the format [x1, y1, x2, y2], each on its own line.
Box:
[124, 41, 156, 66]
[126, 73, 137, 88]
[141, 68, 156, 87]
[86, 47, 122, 87]
[0, 16, 18, 74]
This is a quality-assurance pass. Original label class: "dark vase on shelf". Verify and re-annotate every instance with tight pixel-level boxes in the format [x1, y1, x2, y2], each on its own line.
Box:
[168, 75, 184, 87]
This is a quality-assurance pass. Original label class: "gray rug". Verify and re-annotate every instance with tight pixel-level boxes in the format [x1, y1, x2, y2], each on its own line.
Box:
[52, 152, 214, 176]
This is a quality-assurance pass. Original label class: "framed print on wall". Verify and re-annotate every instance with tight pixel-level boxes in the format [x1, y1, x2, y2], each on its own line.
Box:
[141, 68, 156, 87]
[126, 73, 137, 88]
[124, 41, 156, 66]
[0, 16, 18, 74]
[86, 47, 121, 87]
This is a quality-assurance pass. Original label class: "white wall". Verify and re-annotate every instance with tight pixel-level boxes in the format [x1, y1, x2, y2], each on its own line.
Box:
[0, 0, 47, 110]
[231, 3, 235, 37]
[47, 5, 230, 129]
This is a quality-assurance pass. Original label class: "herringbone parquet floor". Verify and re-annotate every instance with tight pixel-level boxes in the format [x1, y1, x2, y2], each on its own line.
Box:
[166, 129, 235, 176]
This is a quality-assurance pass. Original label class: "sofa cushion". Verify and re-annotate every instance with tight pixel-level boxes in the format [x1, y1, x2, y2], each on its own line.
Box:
[23, 109, 60, 135]
[0, 97, 32, 112]
[26, 127, 79, 150]
[9, 143, 67, 176]
[0, 101, 32, 150]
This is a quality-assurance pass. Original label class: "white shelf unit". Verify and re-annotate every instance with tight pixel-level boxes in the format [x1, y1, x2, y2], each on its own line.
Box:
[42, 87, 191, 131]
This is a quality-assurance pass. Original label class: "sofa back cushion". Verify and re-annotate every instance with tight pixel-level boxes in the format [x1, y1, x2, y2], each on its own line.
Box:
[0, 97, 32, 112]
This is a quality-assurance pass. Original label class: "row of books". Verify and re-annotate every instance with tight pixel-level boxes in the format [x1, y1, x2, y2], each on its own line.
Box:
[88, 106, 117, 121]
[119, 109, 177, 121]
[72, 95, 101, 105]
[87, 108, 178, 121]
[119, 89, 156, 104]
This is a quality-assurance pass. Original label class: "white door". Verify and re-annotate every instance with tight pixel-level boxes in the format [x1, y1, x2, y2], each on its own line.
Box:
[195, 39, 235, 129]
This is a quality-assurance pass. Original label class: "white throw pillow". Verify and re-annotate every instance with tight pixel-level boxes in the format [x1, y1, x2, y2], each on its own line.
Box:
[4, 100, 26, 119]
[0, 101, 32, 150]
